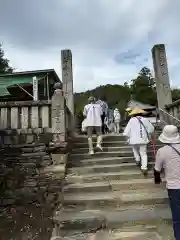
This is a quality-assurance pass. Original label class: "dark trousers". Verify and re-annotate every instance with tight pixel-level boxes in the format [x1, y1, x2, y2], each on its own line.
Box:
[101, 113, 106, 134]
[168, 189, 180, 239]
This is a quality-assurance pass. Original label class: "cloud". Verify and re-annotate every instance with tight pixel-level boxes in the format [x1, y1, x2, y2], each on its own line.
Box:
[0, 0, 180, 92]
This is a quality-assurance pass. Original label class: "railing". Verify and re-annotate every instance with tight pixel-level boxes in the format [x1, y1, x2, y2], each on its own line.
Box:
[0, 101, 52, 133]
[157, 97, 180, 128]
[159, 108, 180, 126]
[165, 99, 180, 119]
[0, 85, 73, 146]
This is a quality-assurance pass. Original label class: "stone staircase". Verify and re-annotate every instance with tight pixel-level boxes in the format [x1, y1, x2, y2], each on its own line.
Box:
[52, 134, 174, 239]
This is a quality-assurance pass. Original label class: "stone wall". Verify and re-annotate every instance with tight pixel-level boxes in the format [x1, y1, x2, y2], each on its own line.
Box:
[0, 87, 72, 239]
[0, 86, 70, 203]
[0, 143, 51, 206]
[0, 139, 68, 239]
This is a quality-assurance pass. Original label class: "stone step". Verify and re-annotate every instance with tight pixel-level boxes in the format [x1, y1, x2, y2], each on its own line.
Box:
[54, 203, 171, 232]
[2, 142, 45, 148]
[68, 156, 155, 167]
[53, 224, 173, 240]
[66, 169, 154, 184]
[73, 135, 126, 142]
[63, 178, 165, 194]
[73, 140, 128, 147]
[72, 140, 163, 148]
[71, 145, 162, 154]
[63, 189, 168, 208]
[70, 151, 156, 160]
[67, 162, 154, 174]
[54, 224, 173, 240]
[74, 131, 161, 141]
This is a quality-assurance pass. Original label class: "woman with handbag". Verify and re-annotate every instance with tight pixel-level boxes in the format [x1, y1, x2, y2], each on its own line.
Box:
[123, 107, 154, 175]
[154, 125, 180, 239]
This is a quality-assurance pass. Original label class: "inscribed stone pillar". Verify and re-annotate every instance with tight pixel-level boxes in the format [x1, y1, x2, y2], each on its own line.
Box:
[61, 49, 74, 132]
[51, 83, 66, 144]
[152, 44, 172, 109]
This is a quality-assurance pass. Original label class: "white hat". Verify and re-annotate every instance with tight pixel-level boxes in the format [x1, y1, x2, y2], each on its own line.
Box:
[159, 125, 180, 144]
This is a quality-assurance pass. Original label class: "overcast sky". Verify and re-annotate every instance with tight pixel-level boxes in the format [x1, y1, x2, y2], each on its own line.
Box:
[0, 0, 180, 92]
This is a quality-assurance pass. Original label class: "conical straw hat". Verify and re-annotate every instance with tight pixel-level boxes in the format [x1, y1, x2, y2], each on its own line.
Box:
[129, 107, 147, 116]
[125, 107, 132, 112]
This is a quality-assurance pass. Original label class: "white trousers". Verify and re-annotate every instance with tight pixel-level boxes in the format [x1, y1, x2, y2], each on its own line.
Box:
[132, 144, 148, 170]
[114, 122, 120, 133]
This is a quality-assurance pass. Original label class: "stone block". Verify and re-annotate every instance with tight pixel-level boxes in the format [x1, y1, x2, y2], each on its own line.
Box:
[21, 147, 34, 153]
[19, 134, 26, 144]
[26, 134, 35, 144]
[41, 165, 65, 174]
[51, 236, 62, 240]
[52, 153, 68, 165]
[34, 145, 46, 152]
[11, 135, 19, 145]
[3, 136, 12, 145]
[55, 214, 106, 231]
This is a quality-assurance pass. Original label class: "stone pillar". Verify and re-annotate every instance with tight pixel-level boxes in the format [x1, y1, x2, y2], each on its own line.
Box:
[152, 44, 172, 109]
[51, 83, 66, 146]
[61, 49, 74, 132]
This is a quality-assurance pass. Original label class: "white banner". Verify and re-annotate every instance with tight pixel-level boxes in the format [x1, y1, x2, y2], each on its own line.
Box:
[33, 76, 38, 101]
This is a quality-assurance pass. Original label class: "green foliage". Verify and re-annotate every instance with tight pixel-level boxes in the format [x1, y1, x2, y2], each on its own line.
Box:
[172, 88, 180, 102]
[130, 67, 157, 106]
[74, 66, 180, 117]
[74, 67, 157, 116]
[75, 84, 131, 116]
[0, 44, 13, 74]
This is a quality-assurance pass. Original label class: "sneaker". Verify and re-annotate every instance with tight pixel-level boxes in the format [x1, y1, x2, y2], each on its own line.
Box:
[89, 150, 94, 155]
[96, 144, 103, 151]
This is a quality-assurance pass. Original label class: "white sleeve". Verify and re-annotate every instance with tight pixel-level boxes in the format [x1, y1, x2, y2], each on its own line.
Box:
[83, 106, 87, 116]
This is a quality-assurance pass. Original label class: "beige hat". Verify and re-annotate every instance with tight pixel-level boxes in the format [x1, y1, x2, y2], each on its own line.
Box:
[125, 107, 132, 112]
[128, 107, 147, 116]
[159, 125, 180, 144]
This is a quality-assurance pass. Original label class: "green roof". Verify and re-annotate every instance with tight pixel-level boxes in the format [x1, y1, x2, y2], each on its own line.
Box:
[0, 76, 40, 96]
[0, 69, 61, 96]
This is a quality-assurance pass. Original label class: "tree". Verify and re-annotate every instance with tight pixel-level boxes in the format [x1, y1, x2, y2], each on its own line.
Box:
[171, 88, 180, 102]
[130, 67, 157, 106]
[74, 84, 131, 116]
[74, 66, 180, 120]
[0, 44, 13, 74]
[139, 67, 155, 87]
